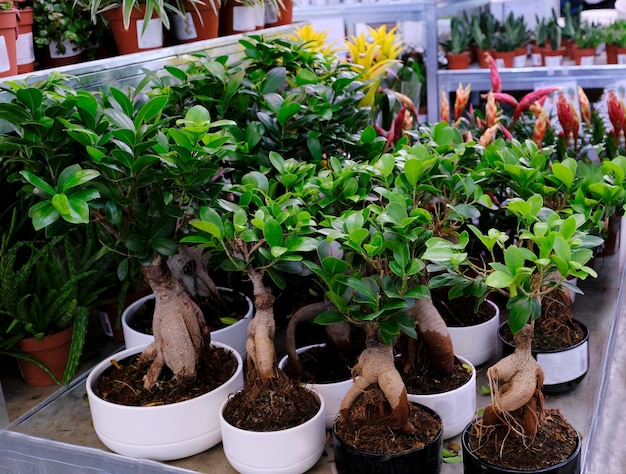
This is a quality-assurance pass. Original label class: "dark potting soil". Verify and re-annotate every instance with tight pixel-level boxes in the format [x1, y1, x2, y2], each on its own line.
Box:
[431, 288, 497, 327]
[129, 290, 250, 336]
[222, 370, 320, 432]
[286, 345, 358, 384]
[397, 353, 473, 395]
[465, 409, 578, 470]
[500, 290, 585, 351]
[335, 387, 441, 454]
[96, 345, 237, 406]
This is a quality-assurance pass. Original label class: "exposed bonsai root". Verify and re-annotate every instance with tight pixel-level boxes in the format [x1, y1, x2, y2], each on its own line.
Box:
[340, 338, 415, 435]
[406, 298, 455, 374]
[245, 268, 276, 384]
[140, 256, 209, 390]
[284, 300, 343, 379]
[482, 322, 544, 439]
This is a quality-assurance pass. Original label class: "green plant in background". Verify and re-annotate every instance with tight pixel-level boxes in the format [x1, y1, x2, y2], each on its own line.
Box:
[470, 8, 497, 51]
[33, 0, 94, 55]
[492, 12, 528, 52]
[440, 13, 472, 55]
[603, 19, 626, 48]
[574, 21, 604, 50]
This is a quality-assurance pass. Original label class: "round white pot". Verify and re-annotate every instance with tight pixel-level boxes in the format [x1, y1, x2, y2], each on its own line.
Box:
[219, 390, 326, 474]
[498, 319, 589, 394]
[278, 343, 353, 429]
[122, 288, 253, 356]
[86, 342, 243, 461]
[447, 300, 500, 367]
[407, 355, 476, 440]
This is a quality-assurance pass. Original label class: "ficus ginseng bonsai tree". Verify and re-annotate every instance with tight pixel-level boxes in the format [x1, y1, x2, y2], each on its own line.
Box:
[423, 193, 601, 461]
[5, 77, 238, 390]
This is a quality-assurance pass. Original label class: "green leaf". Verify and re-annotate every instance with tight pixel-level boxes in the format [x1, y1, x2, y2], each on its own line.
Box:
[277, 102, 301, 125]
[19, 171, 56, 197]
[262, 67, 287, 94]
[263, 217, 283, 248]
[134, 95, 168, 128]
[314, 310, 346, 325]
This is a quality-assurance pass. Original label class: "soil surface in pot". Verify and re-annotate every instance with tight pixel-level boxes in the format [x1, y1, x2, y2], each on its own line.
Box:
[222, 370, 320, 431]
[500, 290, 584, 351]
[129, 290, 249, 335]
[431, 288, 497, 327]
[285, 343, 362, 384]
[395, 339, 472, 394]
[465, 409, 578, 470]
[335, 387, 441, 454]
[96, 345, 237, 406]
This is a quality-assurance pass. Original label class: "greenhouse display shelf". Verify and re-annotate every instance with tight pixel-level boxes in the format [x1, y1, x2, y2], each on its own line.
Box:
[0, 230, 623, 473]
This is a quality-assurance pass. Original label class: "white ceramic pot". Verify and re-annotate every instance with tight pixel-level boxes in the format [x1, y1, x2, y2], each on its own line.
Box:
[498, 319, 589, 394]
[122, 288, 253, 356]
[278, 344, 353, 429]
[407, 355, 476, 440]
[219, 390, 326, 474]
[86, 342, 244, 461]
[447, 300, 500, 367]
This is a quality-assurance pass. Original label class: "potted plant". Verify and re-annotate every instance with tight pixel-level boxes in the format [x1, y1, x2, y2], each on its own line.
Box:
[530, 15, 549, 66]
[604, 19, 626, 64]
[440, 14, 472, 70]
[16, 4, 35, 73]
[33, 0, 94, 67]
[543, 13, 566, 66]
[172, 0, 220, 43]
[424, 193, 601, 472]
[218, 0, 257, 36]
[0, 0, 18, 77]
[470, 8, 497, 68]
[571, 21, 603, 66]
[491, 12, 529, 68]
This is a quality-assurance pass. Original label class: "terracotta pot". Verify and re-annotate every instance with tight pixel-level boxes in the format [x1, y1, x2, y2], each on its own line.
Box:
[461, 420, 581, 473]
[98, 288, 151, 341]
[16, 326, 73, 386]
[492, 50, 515, 68]
[498, 320, 589, 394]
[571, 46, 596, 66]
[333, 403, 443, 474]
[254, 1, 264, 30]
[0, 9, 18, 78]
[446, 51, 471, 70]
[174, 1, 220, 43]
[218, 1, 256, 36]
[104, 5, 164, 55]
[476, 48, 493, 68]
[542, 47, 566, 67]
[264, 0, 292, 27]
[16, 7, 34, 74]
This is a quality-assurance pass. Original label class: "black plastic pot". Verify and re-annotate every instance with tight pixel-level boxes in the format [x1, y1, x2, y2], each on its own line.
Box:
[498, 320, 589, 394]
[333, 404, 443, 474]
[462, 421, 581, 473]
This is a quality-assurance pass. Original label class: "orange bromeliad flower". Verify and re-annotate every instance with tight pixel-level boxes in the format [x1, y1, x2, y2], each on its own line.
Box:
[533, 109, 549, 148]
[479, 125, 499, 147]
[485, 91, 499, 127]
[578, 86, 591, 126]
[440, 90, 450, 123]
[454, 83, 471, 122]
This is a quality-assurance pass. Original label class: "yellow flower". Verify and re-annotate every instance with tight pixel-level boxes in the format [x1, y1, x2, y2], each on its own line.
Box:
[345, 25, 405, 107]
[290, 24, 337, 56]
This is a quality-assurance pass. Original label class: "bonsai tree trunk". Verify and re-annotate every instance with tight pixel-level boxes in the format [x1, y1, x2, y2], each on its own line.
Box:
[245, 267, 277, 384]
[482, 322, 545, 438]
[139, 255, 210, 390]
[339, 325, 415, 435]
[406, 298, 455, 373]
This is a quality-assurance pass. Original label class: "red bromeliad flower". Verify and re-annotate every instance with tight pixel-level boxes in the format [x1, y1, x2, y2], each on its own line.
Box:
[485, 53, 501, 93]
[607, 90, 624, 138]
[556, 92, 574, 146]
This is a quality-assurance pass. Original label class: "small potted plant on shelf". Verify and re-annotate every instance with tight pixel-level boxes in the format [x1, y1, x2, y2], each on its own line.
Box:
[33, 0, 94, 67]
[440, 14, 472, 70]
[571, 21, 603, 66]
[604, 19, 626, 64]
[491, 11, 529, 68]
[543, 11, 566, 66]
[470, 8, 497, 68]
[0, 0, 18, 77]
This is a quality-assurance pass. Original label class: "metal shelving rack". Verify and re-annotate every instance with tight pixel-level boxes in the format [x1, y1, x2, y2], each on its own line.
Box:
[293, 0, 491, 123]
